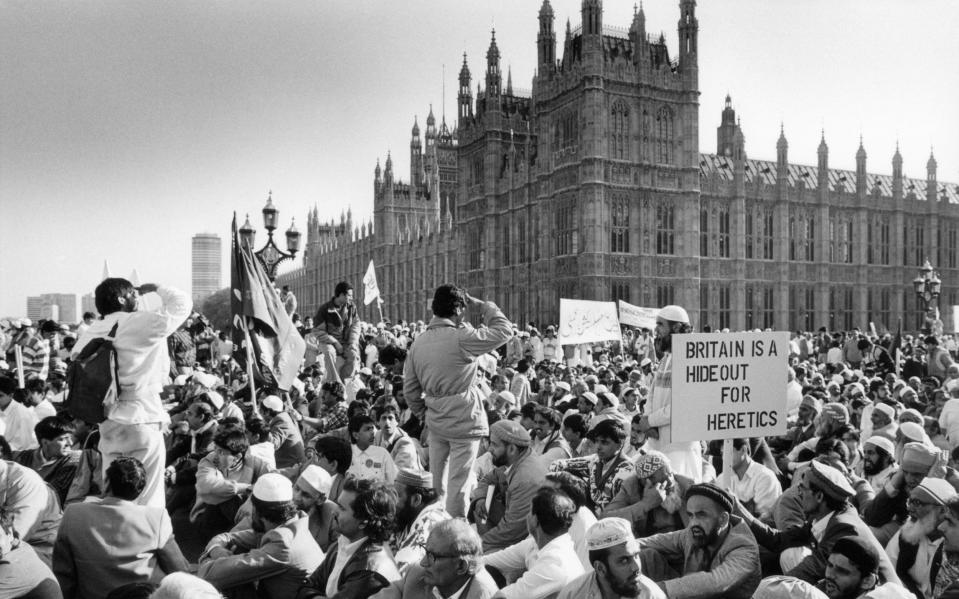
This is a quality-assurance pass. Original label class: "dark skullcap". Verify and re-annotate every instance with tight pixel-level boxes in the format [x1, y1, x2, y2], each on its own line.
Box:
[684, 482, 734, 513]
[830, 536, 880, 576]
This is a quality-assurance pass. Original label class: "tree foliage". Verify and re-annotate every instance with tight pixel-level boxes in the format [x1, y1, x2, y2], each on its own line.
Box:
[200, 287, 232, 332]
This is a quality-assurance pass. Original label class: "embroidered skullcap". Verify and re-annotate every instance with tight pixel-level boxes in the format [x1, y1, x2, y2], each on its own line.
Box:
[830, 536, 880, 576]
[555, 381, 571, 392]
[806, 460, 855, 500]
[253, 473, 293, 503]
[490, 420, 531, 447]
[586, 518, 635, 551]
[822, 402, 849, 425]
[684, 483, 734, 513]
[581, 391, 600, 405]
[873, 402, 896, 420]
[657, 305, 689, 324]
[752, 576, 828, 599]
[296, 465, 332, 497]
[911, 477, 958, 506]
[864, 436, 895, 458]
[394, 468, 433, 490]
[635, 451, 668, 478]
[800, 395, 822, 414]
[261, 395, 284, 412]
[901, 442, 938, 471]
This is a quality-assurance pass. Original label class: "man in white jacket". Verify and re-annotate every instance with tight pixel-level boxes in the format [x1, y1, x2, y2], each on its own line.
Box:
[73, 278, 191, 508]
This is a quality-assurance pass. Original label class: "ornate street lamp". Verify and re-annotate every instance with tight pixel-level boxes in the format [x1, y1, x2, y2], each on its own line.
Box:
[242, 191, 300, 281]
[913, 258, 942, 329]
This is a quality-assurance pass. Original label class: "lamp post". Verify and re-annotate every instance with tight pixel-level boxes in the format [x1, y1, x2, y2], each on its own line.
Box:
[912, 258, 942, 332]
[238, 191, 301, 282]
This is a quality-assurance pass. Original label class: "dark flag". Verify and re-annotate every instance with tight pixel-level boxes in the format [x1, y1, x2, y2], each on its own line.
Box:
[891, 317, 902, 378]
[230, 213, 305, 392]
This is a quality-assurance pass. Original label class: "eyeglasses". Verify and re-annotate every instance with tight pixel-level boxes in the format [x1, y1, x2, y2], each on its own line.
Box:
[424, 549, 464, 563]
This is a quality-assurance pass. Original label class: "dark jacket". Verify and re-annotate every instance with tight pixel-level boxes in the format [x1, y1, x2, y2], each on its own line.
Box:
[313, 299, 361, 348]
[747, 504, 901, 586]
[298, 538, 400, 599]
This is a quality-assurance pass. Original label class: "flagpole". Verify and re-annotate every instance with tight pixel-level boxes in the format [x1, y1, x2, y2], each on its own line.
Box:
[243, 318, 259, 419]
[377, 298, 385, 325]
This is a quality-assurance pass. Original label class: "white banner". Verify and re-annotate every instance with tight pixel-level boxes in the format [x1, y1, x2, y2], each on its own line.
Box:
[671, 331, 790, 442]
[618, 300, 658, 330]
[362, 260, 380, 306]
[953, 306, 959, 334]
[558, 299, 621, 346]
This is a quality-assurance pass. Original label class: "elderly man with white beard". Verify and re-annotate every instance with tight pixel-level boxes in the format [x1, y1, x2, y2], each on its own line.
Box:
[885, 477, 958, 599]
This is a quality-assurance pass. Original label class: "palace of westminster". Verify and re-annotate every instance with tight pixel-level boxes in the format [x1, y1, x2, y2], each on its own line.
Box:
[278, 0, 959, 334]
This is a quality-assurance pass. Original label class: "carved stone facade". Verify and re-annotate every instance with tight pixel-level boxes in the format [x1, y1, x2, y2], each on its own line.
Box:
[279, 0, 958, 333]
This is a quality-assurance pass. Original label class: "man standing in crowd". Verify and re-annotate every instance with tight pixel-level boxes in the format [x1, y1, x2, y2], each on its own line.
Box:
[73, 278, 191, 508]
[637, 305, 703, 483]
[313, 281, 362, 384]
[404, 283, 512, 518]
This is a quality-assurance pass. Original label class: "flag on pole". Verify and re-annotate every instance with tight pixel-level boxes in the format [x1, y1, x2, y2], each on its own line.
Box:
[230, 213, 305, 392]
[891, 317, 902, 378]
[362, 260, 380, 306]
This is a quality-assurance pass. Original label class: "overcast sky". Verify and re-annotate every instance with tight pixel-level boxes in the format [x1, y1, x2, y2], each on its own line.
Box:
[2, 0, 957, 319]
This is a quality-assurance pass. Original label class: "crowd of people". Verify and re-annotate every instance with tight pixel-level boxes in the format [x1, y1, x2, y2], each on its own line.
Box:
[4, 276, 959, 599]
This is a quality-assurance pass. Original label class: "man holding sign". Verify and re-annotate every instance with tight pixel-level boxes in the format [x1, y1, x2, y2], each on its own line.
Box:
[637, 305, 704, 483]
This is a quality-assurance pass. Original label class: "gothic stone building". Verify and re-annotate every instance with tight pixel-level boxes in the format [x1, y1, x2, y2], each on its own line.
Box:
[279, 0, 959, 334]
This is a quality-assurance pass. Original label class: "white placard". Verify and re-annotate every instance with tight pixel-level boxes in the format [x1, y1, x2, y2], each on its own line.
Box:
[671, 331, 790, 442]
[953, 306, 959, 334]
[558, 299, 621, 346]
[618, 300, 658, 330]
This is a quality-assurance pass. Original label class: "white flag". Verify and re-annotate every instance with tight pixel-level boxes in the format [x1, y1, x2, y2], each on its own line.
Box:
[363, 260, 380, 306]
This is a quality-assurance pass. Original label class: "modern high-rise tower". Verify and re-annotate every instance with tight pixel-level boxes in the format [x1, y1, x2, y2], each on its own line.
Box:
[192, 233, 222, 304]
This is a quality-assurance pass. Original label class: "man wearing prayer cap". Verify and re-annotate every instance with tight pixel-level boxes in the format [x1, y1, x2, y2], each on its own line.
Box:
[886, 477, 958, 599]
[636, 305, 703, 483]
[404, 284, 512, 519]
[470, 419, 543, 552]
[870, 402, 899, 442]
[602, 450, 692, 537]
[753, 576, 828, 599]
[292, 464, 338, 552]
[863, 441, 941, 546]
[198, 473, 325, 598]
[392, 469, 451, 573]
[557, 518, 665, 599]
[638, 482, 761, 598]
[861, 436, 898, 494]
[738, 459, 901, 587]
[782, 402, 852, 473]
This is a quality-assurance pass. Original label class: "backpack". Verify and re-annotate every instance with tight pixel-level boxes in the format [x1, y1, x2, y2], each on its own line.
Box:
[65, 322, 119, 424]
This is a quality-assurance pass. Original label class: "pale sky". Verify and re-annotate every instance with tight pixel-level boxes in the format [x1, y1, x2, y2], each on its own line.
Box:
[2, 0, 957, 319]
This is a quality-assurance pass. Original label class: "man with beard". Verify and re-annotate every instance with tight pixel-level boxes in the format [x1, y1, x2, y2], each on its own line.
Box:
[886, 477, 957, 599]
[292, 465, 338, 552]
[558, 518, 665, 599]
[373, 519, 498, 599]
[781, 402, 851, 475]
[391, 469, 451, 573]
[198, 473, 325, 598]
[471, 420, 543, 553]
[638, 483, 761, 599]
[862, 441, 938, 545]
[636, 306, 703, 482]
[816, 536, 882, 599]
[483, 487, 584, 599]
[859, 436, 898, 493]
[549, 419, 635, 512]
[737, 460, 900, 586]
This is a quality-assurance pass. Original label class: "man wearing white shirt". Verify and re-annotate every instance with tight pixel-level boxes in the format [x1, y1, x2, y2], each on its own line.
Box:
[484, 487, 585, 599]
[0, 376, 39, 451]
[717, 438, 781, 522]
[73, 278, 191, 508]
[348, 414, 398, 483]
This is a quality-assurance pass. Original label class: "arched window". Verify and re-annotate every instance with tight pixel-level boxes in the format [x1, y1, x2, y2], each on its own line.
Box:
[610, 101, 630, 160]
[641, 109, 651, 161]
[656, 107, 673, 164]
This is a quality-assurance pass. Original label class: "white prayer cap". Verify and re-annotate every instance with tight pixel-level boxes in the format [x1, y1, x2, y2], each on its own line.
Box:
[203, 390, 224, 411]
[253, 473, 293, 503]
[586, 518, 635, 550]
[192, 372, 218, 389]
[657, 305, 689, 324]
[296, 465, 332, 497]
[261, 395, 284, 412]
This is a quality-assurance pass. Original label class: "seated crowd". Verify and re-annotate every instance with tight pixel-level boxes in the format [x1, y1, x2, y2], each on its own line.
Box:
[6, 305, 959, 599]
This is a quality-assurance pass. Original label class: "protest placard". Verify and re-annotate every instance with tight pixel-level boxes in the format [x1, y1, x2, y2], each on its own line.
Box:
[618, 300, 658, 330]
[558, 299, 621, 346]
[671, 331, 789, 442]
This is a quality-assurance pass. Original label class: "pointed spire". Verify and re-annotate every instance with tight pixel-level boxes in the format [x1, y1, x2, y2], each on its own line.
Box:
[102, 260, 112, 281]
[426, 104, 435, 127]
[487, 28, 499, 63]
[506, 66, 513, 95]
[539, 0, 553, 18]
[856, 134, 866, 160]
[411, 115, 420, 137]
[928, 147, 937, 171]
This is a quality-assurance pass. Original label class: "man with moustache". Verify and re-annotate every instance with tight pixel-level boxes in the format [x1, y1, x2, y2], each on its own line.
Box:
[557, 518, 665, 599]
[862, 441, 938, 546]
[816, 536, 884, 599]
[886, 477, 958, 599]
[292, 465, 339, 552]
[635, 306, 703, 482]
[198, 473, 325, 599]
[391, 469, 451, 574]
[858, 436, 898, 494]
[638, 483, 761, 599]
